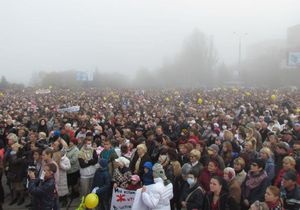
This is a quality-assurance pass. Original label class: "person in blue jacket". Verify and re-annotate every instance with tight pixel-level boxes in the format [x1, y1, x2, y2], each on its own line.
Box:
[91, 158, 112, 210]
[28, 162, 57, 210]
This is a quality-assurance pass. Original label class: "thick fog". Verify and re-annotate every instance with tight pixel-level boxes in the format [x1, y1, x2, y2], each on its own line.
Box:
[0, 0, 300, 86]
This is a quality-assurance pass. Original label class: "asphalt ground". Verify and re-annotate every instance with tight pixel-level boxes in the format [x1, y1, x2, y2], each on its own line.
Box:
[1, 175, 82, 210]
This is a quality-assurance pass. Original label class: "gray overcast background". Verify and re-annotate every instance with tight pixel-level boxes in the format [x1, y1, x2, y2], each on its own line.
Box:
[0, 0, 300, 84]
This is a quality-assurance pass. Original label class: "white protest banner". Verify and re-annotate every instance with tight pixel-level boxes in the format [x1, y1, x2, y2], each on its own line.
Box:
[57, 106, 80, 113]
[110, 187, 136, 210]
[35, 89, 51, 94]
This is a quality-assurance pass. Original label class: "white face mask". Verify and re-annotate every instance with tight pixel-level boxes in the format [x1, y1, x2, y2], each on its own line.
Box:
[187, 177, 195, 186]
[10, 150, 17, 155]
[86, 144, 92, 149]
[222, 125, 227, 130]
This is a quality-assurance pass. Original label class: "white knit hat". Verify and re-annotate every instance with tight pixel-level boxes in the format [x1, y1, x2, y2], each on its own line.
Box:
[152, 163, 167, 180]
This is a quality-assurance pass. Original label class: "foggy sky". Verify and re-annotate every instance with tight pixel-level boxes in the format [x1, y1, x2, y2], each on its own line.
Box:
[0, 0, 300, 84]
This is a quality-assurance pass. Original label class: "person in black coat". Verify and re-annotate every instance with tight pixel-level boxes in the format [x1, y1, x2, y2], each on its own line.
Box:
[129, 144, 151, 178]
[91, 159, 112, 210]
[203, 176, 231, 210]
[28, 162, 57, 210]
[241, 159, 269, 210]
[181, 168, 205, 210]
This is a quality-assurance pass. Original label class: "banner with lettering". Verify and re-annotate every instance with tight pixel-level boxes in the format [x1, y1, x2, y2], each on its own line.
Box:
[57, 106, 80, 113]
[110, 187, 136, 210]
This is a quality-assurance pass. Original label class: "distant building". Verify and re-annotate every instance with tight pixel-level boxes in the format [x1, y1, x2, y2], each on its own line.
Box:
[286, 24, 300, 67]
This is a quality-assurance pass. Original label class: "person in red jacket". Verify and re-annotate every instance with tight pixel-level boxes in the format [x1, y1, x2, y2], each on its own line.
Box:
[198, 160, 223, 192]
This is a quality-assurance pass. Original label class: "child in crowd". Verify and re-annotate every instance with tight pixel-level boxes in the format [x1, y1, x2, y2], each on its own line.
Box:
[142, 161, 154, 185]
[127, 175, 142, 191]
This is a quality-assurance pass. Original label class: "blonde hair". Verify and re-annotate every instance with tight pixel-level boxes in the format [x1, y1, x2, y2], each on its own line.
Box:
[267, 186, 280, 197]
[137, 144, 147, 153]
[223, 130, 233, 141]
[38, 132, 47, 139]
[189, 149, 201, 160]
[233, 157, 246, 168]
[283, 156, 296, 166]
[171, 161, 182, 177]
[7, 133, 19, 144]
[260, 147, 273, 158]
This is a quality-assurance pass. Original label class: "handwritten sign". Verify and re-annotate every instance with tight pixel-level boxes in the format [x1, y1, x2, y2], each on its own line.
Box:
[110, 187, 136, 210]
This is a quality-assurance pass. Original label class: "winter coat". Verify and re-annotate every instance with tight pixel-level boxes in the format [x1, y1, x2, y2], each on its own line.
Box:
[57, 155, 71, 196]
[141, 178, 173, 210]
[91, 167, 111, 200]
[66, 145, 80, 174]
[112, 167, 132, 189]
[142, 169, 154, 185]
[183, 183, 205, 210]
[203, 191, 230, 210]
[281, 184, 300, 210]
[228, 178, 241, 210]
[241, 170, 269, 205]
[7, 150, 26, 183]
[99, 148, 119, 176]
[264, 157, 275, 184]
[235, 170, 247, 185]
[198, 167, 223, 192]
[28, 176, 56, 210]
[78, 149, 98, 179]
[130, 153, 152, 178]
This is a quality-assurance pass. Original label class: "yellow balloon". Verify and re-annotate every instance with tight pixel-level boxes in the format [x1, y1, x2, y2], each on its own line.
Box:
[165, 97, 170, 102]
[0, 92, 3, 97]
[197, 98, 203, 104]
[245, 92, 251, 96]
[271, 95, 276, 100]
[85, 193, 99, 209]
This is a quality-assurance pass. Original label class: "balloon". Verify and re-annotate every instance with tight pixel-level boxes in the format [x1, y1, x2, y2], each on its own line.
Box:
[85, 193, 99, 209]
[165, 97, 170, 102]
[245, 92, 251, 96]
[271, 94, 276, 100]
[197, 98, 203, 104]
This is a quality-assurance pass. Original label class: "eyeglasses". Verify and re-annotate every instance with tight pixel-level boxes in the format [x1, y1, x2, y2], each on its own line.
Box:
[251, 163, 258, 166]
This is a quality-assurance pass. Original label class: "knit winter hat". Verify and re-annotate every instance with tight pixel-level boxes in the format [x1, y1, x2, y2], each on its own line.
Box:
[224, 167, 236, 180]
[152, 163, 167, 180]
[131, 175, 140, 182]
[143, 161, 153, 170]
[208, 144, 220, 153]
[115, 157, 130, 168]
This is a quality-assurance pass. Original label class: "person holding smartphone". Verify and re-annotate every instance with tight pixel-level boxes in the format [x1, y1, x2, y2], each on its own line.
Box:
[28, 162, 57, 210]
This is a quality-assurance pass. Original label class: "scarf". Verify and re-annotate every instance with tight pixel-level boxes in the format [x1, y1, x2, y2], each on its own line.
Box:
[78, 147, 94, 161]
[245, 170, 267, 198]
[266, 199, 282, 210]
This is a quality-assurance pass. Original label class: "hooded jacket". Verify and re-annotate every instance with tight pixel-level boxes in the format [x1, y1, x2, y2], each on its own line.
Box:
[141, 177, 173, 210]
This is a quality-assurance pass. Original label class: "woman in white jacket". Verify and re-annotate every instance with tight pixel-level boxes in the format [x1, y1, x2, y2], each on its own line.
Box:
[141, 163, 173, 210]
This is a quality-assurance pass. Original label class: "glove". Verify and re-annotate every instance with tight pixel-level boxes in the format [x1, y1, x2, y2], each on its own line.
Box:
[92, 187, 99, 194]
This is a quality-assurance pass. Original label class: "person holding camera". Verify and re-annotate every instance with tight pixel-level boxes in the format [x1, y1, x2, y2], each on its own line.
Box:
[28, 162, 57, 210]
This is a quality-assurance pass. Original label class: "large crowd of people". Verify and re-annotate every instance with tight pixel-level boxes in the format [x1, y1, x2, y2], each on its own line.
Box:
[0, 87, 299, 210]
